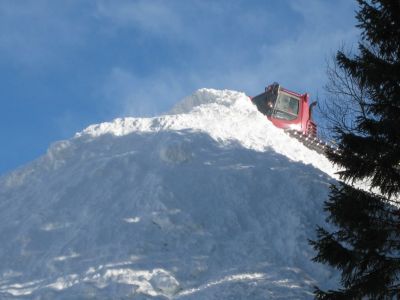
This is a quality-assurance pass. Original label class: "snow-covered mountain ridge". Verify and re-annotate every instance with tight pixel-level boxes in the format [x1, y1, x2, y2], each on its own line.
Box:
[77, 89, 335, 177]
[0, 89, 337, 299]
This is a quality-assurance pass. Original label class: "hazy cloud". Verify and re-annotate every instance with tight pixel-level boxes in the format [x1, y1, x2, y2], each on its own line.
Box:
[0, 1, 90, 67]
[100, 67, 190, 118]
[95, 0, 183, 37]
[72, 1, 360, 117]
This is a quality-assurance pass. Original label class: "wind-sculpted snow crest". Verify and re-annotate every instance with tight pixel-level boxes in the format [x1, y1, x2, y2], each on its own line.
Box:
[77, 89, 335, 177]
[0, 89, 338, 299]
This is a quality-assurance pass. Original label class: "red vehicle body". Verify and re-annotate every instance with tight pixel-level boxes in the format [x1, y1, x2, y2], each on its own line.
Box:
[251, 83, 317, 137]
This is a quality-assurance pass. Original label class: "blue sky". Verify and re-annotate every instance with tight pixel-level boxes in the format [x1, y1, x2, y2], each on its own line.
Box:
[0, 0, 358, 175]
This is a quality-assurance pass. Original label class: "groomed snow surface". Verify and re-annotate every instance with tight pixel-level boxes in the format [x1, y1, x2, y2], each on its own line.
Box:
[0, 89, 338, 299]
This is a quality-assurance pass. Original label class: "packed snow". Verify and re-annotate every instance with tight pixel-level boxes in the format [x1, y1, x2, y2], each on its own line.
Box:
[0, 89, 339, 299]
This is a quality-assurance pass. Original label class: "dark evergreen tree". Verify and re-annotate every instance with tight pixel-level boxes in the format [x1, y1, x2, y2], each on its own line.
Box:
[310, 0, 400, 298]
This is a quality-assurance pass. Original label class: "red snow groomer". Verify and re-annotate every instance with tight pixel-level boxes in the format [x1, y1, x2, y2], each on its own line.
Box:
[251, 83, 328, 153]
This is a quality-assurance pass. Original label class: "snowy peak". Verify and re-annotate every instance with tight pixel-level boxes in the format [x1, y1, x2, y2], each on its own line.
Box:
[76, 89, 251, 138]
[169, 88, 244, 114]
[76, 88, 335, 177]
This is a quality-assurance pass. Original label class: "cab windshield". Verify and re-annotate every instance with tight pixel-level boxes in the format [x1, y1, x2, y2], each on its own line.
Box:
[273, 93, 299, 121]
[252, 88, 299, 121]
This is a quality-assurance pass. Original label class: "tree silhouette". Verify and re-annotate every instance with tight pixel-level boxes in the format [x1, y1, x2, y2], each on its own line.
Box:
[310, 0, 400, 298]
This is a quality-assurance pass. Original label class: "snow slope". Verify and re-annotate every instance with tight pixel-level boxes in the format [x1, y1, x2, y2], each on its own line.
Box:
[0, 89, 338, 299]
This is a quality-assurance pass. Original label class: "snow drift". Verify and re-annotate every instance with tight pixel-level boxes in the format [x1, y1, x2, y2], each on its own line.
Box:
[0, 89, 337, 299]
